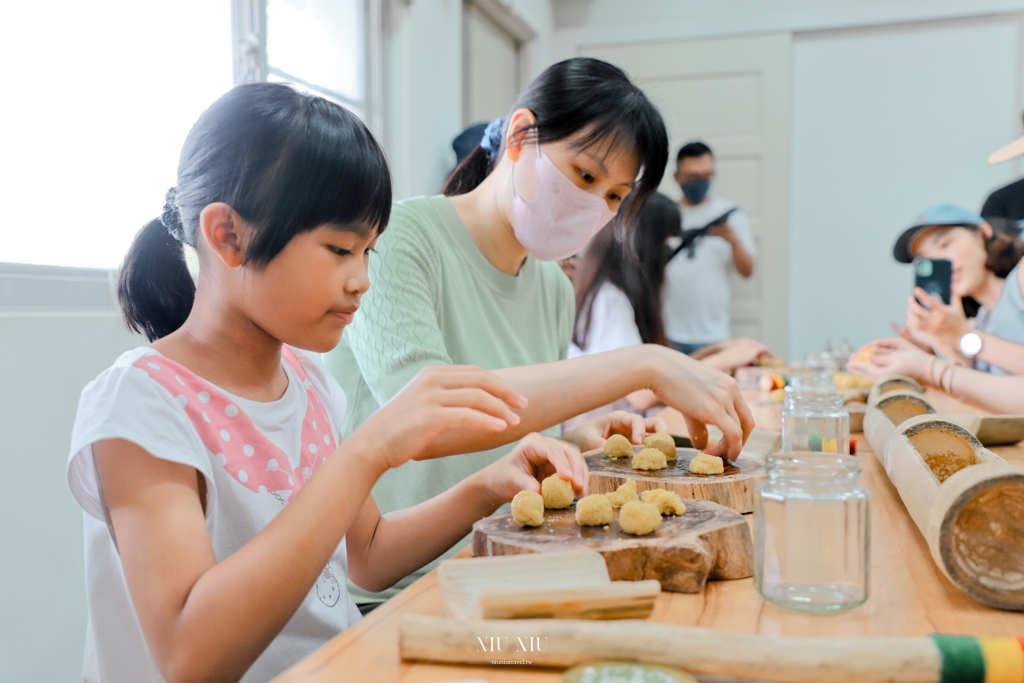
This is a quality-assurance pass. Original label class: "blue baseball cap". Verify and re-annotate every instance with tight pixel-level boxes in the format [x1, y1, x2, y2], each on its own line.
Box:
[893, 203, 985, 263]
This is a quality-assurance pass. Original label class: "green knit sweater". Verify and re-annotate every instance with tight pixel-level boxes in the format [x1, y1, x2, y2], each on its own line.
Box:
[324, 195, 574, 602]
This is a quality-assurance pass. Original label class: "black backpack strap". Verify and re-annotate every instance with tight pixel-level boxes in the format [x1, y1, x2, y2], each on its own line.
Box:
[668, 207, 738, 261]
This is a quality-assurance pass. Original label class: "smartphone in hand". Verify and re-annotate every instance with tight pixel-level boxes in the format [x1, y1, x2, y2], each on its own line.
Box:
[913, 257, 952, 307]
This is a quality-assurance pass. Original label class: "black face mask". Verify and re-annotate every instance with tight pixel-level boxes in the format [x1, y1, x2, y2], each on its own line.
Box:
[680, 179, 710, 203]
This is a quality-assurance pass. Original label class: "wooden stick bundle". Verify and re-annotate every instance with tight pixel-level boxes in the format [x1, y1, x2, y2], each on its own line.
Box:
[398, 614, 1024, 683]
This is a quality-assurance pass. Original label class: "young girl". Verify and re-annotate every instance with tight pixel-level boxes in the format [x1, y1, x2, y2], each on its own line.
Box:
[327, 57, 754, 607]
[66, 83, 589, 683]
[568, 193, 770, 428]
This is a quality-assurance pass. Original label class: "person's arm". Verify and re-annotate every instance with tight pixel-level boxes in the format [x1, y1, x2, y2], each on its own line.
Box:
[346, 215, 752, 460]
[697, 338, 771, 372]
[94, 365, 526, 683]
[708, 217, 755, 278]
[908, 288, 1024, 375]
[848, 338, 1024, 413]
[347, 433, 586, 591]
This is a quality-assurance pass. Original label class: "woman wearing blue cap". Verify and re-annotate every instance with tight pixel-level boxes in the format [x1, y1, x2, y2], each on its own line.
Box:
[851, 203, 1024, 411]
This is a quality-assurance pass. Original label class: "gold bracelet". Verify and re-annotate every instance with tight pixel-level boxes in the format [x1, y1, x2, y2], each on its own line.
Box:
[927, 356, 938, 387]
[946, 364, 957, 395]
[936, 362, 951, 392]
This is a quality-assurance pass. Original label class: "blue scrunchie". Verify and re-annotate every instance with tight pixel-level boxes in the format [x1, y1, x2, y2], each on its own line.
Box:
[480, 117, 505, 160]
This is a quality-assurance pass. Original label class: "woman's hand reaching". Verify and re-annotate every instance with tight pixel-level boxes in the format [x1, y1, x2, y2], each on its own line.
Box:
[648, 346, 755, 461]
[847, 338, 932, 384]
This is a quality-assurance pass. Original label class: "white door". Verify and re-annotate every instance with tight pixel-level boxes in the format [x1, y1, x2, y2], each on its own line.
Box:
[580, 34, 793, 354]
[463, 1, 521, 125]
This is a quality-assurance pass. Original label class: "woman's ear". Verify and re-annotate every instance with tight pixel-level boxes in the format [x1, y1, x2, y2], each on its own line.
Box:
[978, 221, 995, 240]
[504, 108, 537, 163]
[198, 203, 248, 268]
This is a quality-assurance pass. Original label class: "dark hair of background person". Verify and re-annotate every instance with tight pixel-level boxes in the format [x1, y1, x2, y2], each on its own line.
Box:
[442, 57, 669, 228]
[573, 192, 681, 350]
[950, 224, 1024, 318]
[676, 141, 713, 165]
[117, 82, 392, 343]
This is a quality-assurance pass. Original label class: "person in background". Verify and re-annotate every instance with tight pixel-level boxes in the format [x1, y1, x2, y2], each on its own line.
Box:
[664, 141, 757, 355]
[568, 193, 769, 428]
[981, 112, 1024, 234]
[890, 203, 1024, 375]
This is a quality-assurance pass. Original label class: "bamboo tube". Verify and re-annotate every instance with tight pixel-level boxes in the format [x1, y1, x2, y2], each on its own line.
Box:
[864, 391, 935, 458]
[877, 415, 1024, 610]
[398, 614, 943, 683]
[867, 376, 925, 407]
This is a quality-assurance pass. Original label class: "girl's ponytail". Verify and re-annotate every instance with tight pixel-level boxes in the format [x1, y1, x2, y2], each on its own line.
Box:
[443, 144, 493, 196]
[117, 209, 195, 342]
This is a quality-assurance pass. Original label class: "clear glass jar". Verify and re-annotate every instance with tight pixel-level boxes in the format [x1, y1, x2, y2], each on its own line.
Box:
[781, 387, 850, 454]
[754, 452, 870, 612]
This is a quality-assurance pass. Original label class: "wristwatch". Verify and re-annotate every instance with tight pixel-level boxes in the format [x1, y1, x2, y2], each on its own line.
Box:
[958, 331, 983, 358]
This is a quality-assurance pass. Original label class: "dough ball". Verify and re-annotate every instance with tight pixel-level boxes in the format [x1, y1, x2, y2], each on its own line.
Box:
[603, 434, 634, 458]
[541, 473, 574, 509]
[641, 489, 687, 516]
[689, 453, 725, 475]
[618, 501, 662, 536]
[643, 432, 677, 461]
[605, 479, 639, 508]
[511, 490, 544, 527]
[632, 447, 668, 471]
[575, 494, 613, 526]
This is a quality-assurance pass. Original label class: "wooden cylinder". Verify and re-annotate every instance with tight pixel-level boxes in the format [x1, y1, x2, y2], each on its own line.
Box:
[867, 376, 925, 407]
[880, 415, 1024, 610]
[398, 614, 943, 683]
[864, 392, 936, 459]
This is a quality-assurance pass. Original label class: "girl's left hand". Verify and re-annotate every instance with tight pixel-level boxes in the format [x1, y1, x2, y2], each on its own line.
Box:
[906, 288, 970, 348]
[560, 411, 668, 452]
[480, 433, 588, 503]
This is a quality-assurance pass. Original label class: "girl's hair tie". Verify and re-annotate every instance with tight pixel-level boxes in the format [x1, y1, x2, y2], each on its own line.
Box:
[480, 117, 505, 160]
[160, 186, 186, 243]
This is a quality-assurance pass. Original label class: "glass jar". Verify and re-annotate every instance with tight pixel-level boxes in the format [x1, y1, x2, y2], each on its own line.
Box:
[781, 387, 849, 454]
[754, 452, 870, 612]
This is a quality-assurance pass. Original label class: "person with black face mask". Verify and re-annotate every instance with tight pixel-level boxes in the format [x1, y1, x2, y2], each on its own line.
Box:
[664, 141, 757, 355]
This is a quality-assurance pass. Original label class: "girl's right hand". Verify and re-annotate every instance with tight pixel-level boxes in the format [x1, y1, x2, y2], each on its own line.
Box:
[847, 338, 931, 383]
[648, 347, 755, 461]
[352, 364, 528, 470]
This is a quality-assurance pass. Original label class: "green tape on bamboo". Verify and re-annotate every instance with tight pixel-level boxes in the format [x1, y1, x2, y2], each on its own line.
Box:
[929, 635, 985, 683]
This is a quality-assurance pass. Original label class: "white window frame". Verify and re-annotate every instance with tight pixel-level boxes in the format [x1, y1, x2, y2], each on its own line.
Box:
[230, 0, 383, 135]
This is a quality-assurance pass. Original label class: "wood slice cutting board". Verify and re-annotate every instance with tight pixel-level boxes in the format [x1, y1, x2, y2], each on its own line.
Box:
[585, 445, 766, 513]
[471, 499, 753, 593]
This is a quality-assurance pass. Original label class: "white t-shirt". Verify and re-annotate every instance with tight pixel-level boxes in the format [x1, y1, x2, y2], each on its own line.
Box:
[663, 196, 756, 345]
[67, 346, 361, 683]
[569, 282, 643, 358]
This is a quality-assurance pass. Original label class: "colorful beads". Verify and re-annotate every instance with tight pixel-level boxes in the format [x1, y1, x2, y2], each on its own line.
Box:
[929, 635, 1024, 683]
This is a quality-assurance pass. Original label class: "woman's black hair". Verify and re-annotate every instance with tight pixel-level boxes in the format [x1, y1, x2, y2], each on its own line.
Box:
[442, 57, 668, 227]
[573, 192, 680, 349]
[118, 82, 392, 342]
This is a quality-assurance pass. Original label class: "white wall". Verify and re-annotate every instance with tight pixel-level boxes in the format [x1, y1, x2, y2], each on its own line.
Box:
[0, 266, 142, 682]
[789, 14, 1023, 356]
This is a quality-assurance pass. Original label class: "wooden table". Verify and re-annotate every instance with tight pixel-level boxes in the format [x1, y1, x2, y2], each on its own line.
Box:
[276, 389, 1024, 683]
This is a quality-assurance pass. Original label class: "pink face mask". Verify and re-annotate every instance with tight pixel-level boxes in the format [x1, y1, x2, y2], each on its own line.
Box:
[510, 144, 617, 262]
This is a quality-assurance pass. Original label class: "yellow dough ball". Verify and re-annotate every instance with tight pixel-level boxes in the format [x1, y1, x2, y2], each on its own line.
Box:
[541, 473, 574, 509]
[603, 434, 633, 458]
[618, 501, 662, 536]
[575, 494, 613, 526]
[632, 447, 668, 471]
[640, 489, 687, 516]
[643, 432, 677, 461]
[689, 453, 725, 475]
[605, 479, 639, 508]
[511, 490, 544, 527]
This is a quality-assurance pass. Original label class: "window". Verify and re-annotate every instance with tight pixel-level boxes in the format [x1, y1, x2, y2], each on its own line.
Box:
[1, 1, 233, 269]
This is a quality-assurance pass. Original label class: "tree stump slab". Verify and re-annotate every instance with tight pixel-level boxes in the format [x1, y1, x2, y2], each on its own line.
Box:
[585, 446, 766, 513]
[471, 499, 753, 593]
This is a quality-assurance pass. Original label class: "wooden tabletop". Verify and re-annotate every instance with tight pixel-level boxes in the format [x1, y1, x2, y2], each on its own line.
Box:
[276, 389, 1024, 683]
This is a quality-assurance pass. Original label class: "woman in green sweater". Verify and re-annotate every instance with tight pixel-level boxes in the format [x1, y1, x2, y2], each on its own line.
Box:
[326, 57, 753, 605]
